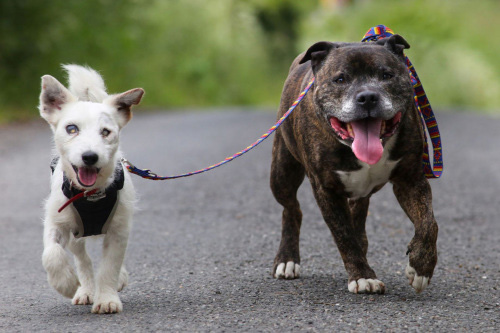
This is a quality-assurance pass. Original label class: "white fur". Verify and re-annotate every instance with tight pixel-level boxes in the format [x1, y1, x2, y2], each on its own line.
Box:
[39, 65, 143, 314]
[348, 278, 385, 294]
[340, 98, 355, 119]
[274, 261, 300, 279]
[64, 64, 108, 102]
[405, 264, 429, 293]
[336, 135, 399, 199]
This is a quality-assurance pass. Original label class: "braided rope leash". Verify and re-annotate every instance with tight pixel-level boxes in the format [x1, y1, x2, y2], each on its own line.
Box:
[122, 78, 315, 180]
[362, 25, 443, 178]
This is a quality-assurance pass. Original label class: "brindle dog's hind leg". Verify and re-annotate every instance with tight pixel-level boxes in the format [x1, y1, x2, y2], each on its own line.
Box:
[271, 132, 305, 279]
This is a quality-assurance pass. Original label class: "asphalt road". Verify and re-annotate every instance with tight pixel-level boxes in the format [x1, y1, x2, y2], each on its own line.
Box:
[0, 109, 499, 332]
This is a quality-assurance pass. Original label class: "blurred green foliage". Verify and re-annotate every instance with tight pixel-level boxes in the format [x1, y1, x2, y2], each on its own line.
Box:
[0, 0, 498, 122]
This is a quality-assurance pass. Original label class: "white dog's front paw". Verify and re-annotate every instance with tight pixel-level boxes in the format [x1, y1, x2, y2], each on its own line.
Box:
[405, 264, 429, 293]
[92, 293, 122, 314]
[348, 278, 385, 294]
[43, 246, 80, 298]
[274, 261, 300, 279]
[72, 287, 94, 305]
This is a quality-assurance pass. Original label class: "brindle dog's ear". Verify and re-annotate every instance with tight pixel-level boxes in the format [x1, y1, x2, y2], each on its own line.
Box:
[376, 34, 410, 59]
[299, 41, 338, 71]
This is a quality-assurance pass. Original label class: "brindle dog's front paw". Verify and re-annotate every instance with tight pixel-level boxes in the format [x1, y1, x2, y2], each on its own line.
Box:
[348, 278, 385, 294]
[405, 238, 437, 293]
[405, 264, 430, 293]
[273, 261, 300, 279]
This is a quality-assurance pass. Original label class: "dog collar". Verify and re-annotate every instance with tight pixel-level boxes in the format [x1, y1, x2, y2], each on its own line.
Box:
[51, 157, 125, 237]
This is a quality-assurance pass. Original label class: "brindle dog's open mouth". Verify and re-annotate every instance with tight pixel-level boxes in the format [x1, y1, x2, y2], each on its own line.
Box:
[72, 165, 100, 187]
[329, 112, 402, 165]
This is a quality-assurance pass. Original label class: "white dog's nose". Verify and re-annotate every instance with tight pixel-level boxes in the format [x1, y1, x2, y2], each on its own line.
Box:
[82, 151, 99, 166]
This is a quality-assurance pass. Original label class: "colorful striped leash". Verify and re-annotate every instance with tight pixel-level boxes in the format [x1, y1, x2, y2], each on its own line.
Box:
[122, 78, 315, 180]
[362, 25, 443, 178]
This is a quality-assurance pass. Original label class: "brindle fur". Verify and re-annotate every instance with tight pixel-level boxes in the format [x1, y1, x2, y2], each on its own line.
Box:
[271, 36, 438, 290]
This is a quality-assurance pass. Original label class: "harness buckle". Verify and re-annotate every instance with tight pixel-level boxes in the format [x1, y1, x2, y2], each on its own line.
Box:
[85, 190, 106, 202]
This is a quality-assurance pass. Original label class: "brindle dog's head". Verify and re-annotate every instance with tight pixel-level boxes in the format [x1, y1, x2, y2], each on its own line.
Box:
[299, 35, 414, 165]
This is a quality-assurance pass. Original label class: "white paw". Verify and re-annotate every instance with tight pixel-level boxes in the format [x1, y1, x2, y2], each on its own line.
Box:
[405, 264, 429, 293]
[117, 267, 128, 292]
[72, 287, 94, 305]
[92, 293, 122, 314]
[275, 261, 300, 279]
[43, 245, 80, 298]
[46, 271, 80, 299]
[348, 278, 385, 294]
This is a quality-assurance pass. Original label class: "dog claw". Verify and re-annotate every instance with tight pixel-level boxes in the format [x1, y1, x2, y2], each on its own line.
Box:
[92, 300, 122, 314]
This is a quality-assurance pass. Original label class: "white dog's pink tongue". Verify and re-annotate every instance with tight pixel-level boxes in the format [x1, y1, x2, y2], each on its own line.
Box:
[350, 118, 383, 165]
[78, 167, 98, 186]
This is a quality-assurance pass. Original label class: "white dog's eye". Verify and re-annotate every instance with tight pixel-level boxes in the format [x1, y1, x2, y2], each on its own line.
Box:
[66, 125, 79, 135]
[101, 128, 111, 137]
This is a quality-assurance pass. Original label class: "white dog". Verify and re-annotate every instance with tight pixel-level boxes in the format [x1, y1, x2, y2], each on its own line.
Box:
[39, 65, 144, 314]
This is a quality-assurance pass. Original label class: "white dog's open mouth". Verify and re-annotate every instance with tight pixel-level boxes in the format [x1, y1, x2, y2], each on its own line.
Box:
[72, 165, 100, 187]
[329, 112, 402, 165]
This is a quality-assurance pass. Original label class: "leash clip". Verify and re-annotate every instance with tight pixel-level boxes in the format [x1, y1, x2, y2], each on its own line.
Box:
[121, 158, 134, 170]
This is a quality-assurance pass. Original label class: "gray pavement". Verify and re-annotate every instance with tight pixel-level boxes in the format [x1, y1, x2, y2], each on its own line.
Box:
[0, 109, 499, 332]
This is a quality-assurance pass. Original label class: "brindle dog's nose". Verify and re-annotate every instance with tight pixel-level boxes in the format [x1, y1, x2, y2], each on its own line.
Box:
[356, 91, 380, 110]
[82, 151, 99, 166]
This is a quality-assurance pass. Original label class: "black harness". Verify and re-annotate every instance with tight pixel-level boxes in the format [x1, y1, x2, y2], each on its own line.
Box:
[51, 157, 124, 238]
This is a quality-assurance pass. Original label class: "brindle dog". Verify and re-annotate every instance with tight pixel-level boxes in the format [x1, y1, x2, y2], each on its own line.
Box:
[271, 35, 438, 294]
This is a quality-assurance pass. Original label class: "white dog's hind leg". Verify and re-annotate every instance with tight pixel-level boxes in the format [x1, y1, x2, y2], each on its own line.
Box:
[42, 226, 79, 298]
[68, 237, 95, 305]
[117, 266, 128, 292]
[92, 225, 129, 314]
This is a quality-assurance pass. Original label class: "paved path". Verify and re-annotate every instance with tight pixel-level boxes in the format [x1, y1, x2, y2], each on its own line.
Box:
[0, 110, 499, 332]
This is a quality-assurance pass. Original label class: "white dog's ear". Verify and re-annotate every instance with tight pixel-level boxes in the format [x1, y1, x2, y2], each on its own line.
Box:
[104, 88, 144, 128]
[39, 75, 77, 125]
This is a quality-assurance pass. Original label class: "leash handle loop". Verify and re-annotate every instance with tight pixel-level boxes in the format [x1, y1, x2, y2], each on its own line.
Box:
[362, 25, 443, 178]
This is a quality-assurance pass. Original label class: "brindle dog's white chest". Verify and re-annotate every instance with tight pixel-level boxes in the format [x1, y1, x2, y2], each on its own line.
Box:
[337, 137, 399, 199]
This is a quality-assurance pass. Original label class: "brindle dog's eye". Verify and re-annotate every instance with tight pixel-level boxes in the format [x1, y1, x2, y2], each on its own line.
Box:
[66, 124, 79, 135]
[101, 128, 111, 137]
[333, 74, 345, 84]
[383, 72, 394, 80]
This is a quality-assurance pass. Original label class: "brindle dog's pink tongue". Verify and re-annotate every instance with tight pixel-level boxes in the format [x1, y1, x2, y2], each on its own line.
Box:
[351, 118, 383, 165]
